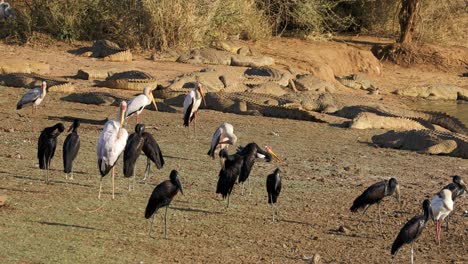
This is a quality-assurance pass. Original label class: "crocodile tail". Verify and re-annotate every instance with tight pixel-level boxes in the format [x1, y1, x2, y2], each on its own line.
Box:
[424, 111, 467, 134]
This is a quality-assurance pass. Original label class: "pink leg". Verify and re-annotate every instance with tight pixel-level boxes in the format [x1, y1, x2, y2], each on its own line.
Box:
[193, 112, 197, 135]
[112, 167, 115, 200]
[136, 114, 140, 124]
[436, 221, 441, 245]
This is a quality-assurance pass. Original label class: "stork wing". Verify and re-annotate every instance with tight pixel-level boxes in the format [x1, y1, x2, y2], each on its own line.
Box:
[17, 88, 41, 108]
[208, 126, 222, 158]
[142, 133, 164, 169]
[126, 94, 147, 118]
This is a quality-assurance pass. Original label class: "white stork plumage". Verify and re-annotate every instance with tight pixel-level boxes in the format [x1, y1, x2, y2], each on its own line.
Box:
[207, 123, 238, 159]
[125, 87, 158, 123]
[183, 82, 206, 135]
[430, 189, 453, 245]
[16, 81, 47, 114]
[97, 101, 129, 199]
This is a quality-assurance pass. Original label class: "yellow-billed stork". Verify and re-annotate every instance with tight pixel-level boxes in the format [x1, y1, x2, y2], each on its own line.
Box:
[125, 87, 158, 123]
[183, 82, 206, 135]
[97, 101, 129, 199]
[207, 122, 238, 159]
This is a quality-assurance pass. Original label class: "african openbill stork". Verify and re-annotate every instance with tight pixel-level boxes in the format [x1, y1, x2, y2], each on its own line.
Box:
[16, 81, 47, 114]
[391, 199, 431, 264]
[216, 149, 243, 208]
[97, 101, 128, 199]
[123, 124, 164, 190]
[125, 87, 158, 123]
[236, 143, 281, 195]
[207, 122, 237, 160]
[440, 175, 467, 230]
[183, 82, 206, 136]
[350, 177, 401, 232]
[430, 189, 453, 245]
[266, 168, 281, 221]
[63, 119, 80, 180]
[145, 170, 183, 238]
[37, 123, 65, 184]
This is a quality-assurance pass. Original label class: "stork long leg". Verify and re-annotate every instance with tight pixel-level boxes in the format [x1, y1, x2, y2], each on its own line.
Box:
[70, 171, 73, 180]
[270, 195, 274, 222]
[378, 203, 383, 234]
[164, 205, 169, 239]
[357, 205, 370, 228]
[193, 112, 197, 137]
[227, 194, 230, 208]
[143, 158, 151, 183]
[98, 177, 103, 199]
[241, 182, 245, 196]
[411, 242, 414, 264]
[445, 215, 450, 231]
[248, 176, 252, 195]
[112, 167, 115, 200]
[149, 213, 156, 237]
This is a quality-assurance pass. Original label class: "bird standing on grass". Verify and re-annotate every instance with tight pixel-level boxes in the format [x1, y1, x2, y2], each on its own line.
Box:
[440, 175, 467, 230]
[124, 124, 164, 190]
[16, 81, 47, 114]
[183, 82, 206, 136]
[391, 199, 431, 264]
[125, 87, 158, 123]
[63, 119, 80, 180]
[207, 122, 237, 160]
[350, 177, 401, 233]
[216, 149, 243, 208]
[236, 143, 281, 195]
[266, 168, 282, 221]
[97, 101, 128, 199]
[430, 189, 453, 245]
[38, 123, 65, 184]
[145, 170, 183, 238]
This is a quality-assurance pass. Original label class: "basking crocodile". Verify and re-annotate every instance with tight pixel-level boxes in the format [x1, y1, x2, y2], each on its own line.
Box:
[335, 73, 377, 93]
[0, 73, 74, 92]
[372, 130, 468, 159]
[394, 84, 468, 101]
[95, 70, 157, 91]
[71, 40, 132, 62]
[350, 112, 436, 130]
[176, 48, 274, 67]
[334, 105, 467, 135]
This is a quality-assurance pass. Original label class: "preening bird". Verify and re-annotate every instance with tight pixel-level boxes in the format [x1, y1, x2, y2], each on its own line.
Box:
[0, 1, 14, 20]
[430, 189, 453, 245]
[440, 175, 466, 230]
[63, 119, 80, 180]
[145, 170, 183, 238]
[183, 82, 206, 135]
[216, 149, 243, 208]
[125, 87, 158, 123]
[266, 168, 282, 222]
[236, 143, 281, 195]
[37, 123, 65, 184]
[207, 123, 237, 159]
[16, 81, 47, 114]
[350, 177, 401, 232]
[97, 101, 128, 199]
[123, 124, 164, 190]
[391, 199, 431, 264]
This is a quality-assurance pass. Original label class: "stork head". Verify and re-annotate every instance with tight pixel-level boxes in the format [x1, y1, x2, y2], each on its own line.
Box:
[144, 86, 158, 111]
[389, 178, 401, 202]
[219, 149, 229, 169]
[264, 146, 282, 162]
[453, 175, 467, 192]
[41, 81, 47, 93]
[196, 82, 206, 107]
[68, 119, 80, 132]
[170, 170, 184, 195]
[422, 199, 431, 218]
[135, 123, 145, 135]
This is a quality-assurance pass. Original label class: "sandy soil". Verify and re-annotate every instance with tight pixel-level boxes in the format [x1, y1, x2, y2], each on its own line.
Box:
[0, 38, 467, 263]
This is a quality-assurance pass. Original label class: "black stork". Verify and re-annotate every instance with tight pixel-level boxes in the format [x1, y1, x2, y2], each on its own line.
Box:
[236, 143, 281, 195]
[145, 170, 183, 238]
[37, 123, 65, 184]
[391, 199, 431, 264]
[63, 119, 80, 180]
[123, 124, 164, 190]
[350, 177, 401, 232]
[216, 149, 243, 208]
[266, 168, 282, 221]
[440, 175, 467, 230]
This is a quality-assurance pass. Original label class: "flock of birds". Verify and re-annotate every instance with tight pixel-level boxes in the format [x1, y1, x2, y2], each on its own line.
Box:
[14, 79, 467, 262]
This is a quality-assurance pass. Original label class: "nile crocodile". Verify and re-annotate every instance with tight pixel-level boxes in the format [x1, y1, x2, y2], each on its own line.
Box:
[334, 105, 467, 135]
[335, 73, 377, 92]
[372, 130, 468, 159]
[70, 40, 132, 62]
[0, 73, 74, 92]
[293, 74, 336, 93]
[394, 84, 468, 101]
[350, 112, 436, 130]
[95, 71, 157, 91]
[176, 48, 274, 67]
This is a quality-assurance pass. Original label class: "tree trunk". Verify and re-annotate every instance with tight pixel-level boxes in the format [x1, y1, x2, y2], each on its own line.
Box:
[398, 0, 421, 43]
